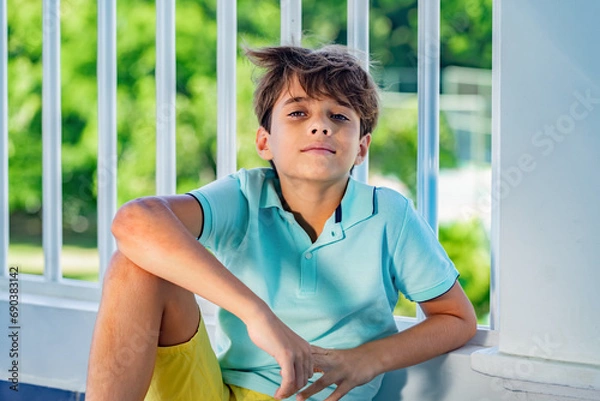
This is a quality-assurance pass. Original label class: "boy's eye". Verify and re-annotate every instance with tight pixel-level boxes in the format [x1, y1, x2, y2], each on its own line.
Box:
[288, 111, 306, 117]
[331, 113, 350, 121]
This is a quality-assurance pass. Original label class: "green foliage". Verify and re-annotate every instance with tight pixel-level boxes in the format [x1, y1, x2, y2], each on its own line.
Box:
[440, 218, 491, 321]
[370, 96, 457, 199]
[7, 0, 493, 217]
[369, 0, 493, 69]
[7, 0, 492, 316]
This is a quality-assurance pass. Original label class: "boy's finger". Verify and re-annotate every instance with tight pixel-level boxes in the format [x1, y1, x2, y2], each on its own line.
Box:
[295, 360, 307, 390]
[275, 362, 296, 399]
[296, 376, 332, 401]
[323, 383, 351, 401]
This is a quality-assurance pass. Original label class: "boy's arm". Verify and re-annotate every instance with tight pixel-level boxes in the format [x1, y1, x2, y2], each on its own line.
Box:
[297, 281, 477, 401]
[112, 195, 313, 400]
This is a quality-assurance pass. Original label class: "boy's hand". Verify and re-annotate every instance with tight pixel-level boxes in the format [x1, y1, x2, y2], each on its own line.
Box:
[245, 312, 314, 399]
[296, 346, 376, 401]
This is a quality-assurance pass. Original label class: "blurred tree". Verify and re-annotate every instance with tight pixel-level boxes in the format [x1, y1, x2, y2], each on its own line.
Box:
[7, 0, 493, 220]
[7, 0, 492, 318]
[370, 96, 457, 198]
[439, 218, 490, 320]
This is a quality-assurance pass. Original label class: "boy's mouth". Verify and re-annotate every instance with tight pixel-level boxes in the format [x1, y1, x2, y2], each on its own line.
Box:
[301, 143, 336, 154]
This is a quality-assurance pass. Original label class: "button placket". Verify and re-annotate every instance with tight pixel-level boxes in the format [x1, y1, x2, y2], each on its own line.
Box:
[300, 248, 317, 295]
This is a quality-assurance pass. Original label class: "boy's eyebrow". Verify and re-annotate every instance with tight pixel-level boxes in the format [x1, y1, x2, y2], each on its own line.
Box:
[282, 96, 354, 110]
[282, 96, 307, 106]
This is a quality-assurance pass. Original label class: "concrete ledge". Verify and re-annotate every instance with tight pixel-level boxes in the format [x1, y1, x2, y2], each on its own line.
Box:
[472, 347, 600, 400]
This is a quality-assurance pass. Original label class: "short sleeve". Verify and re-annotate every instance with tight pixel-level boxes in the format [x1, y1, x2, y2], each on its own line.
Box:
[392, 201, 459, 302]
[187, 173, 249, 252]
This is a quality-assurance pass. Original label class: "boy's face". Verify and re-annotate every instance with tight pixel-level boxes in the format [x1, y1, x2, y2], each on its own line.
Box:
[256, 76, 371, 185]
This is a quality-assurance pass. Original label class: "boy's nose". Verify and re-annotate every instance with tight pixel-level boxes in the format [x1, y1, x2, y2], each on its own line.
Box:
[309, 114, 332, 135]
[311, 128, 329, 135]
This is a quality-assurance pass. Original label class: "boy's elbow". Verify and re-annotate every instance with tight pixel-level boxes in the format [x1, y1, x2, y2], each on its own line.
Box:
[466, 315, 478, 341]
[111, 197, 165, 241]
[461, 305, 478, 343]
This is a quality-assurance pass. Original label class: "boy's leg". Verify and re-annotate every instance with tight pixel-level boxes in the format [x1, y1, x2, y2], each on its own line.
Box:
[86, 251, 201, 401]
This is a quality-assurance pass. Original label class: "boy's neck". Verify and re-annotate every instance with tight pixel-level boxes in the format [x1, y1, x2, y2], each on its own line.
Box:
[278, 176, 349, 242]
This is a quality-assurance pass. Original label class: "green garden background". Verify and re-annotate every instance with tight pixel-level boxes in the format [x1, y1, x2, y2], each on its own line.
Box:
[5, 0, 493, 321]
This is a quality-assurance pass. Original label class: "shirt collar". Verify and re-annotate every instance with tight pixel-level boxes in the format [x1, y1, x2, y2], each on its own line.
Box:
[339, 177, 376, 230]
[259, 170, 375, 230]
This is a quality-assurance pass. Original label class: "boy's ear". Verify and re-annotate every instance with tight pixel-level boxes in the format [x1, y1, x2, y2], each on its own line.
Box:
[354, 133, 372, 166]
[255, 126, 274, 161]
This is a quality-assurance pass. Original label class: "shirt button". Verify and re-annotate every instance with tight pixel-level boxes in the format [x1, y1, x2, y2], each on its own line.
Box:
[304, 252, 313, 260]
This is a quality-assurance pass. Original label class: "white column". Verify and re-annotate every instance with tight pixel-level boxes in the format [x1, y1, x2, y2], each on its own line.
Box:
[347, 0, 369, 183]
[217, 0, 237, 178]
[497, 0, 600, 366]
[97, 0, 117, 281]
[0, 0, 8, 277]
[280, 0, 302, 46]
[156, 0, 177, 195]
[42, 0, 63, 282]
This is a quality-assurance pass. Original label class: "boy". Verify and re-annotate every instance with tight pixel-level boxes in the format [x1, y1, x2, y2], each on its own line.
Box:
[86, 45, 477, 401]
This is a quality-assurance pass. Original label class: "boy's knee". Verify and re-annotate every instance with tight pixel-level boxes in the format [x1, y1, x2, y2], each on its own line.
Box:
[103, 250, 159, 290]
[102, 251, 193, 308]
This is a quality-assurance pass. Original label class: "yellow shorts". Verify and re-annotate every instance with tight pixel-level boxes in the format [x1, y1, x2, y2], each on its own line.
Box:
[145, 317, 276, 401]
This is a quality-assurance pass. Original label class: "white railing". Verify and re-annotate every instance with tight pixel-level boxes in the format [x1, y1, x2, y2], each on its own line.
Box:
[97, 0, 117, 282]
[42, 0, 63, 283]
[216, 0, 237, 179]
[417, 0, 440, 236]
[347, 0, 370, 183]
[280, 0, 302, 46]
[155, 0, 177, 195]
[489, 0, 501, 331]
[0, 0, 496, 330]
[415, 0, 439, 322]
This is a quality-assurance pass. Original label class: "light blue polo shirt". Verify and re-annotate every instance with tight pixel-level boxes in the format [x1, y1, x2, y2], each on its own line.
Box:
[189, 168, 458, 400]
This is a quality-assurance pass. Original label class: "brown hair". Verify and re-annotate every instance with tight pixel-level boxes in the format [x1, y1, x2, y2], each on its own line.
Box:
[245, 45, 379, 137]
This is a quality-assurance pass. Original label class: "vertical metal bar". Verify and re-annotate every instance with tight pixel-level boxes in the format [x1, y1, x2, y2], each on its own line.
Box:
[0, 0, 8, 277]
[97, 0, 117, 281]
[280, 0, 302, 46]
[217, 0, 237, 178]
[489, 0, 501, 331]
[348, 0, 370, 184]
[156, 0, 177, 195]
[417, 0, 440, 233]
[416, 0, 440, 320]
[42, 0, 63, 282]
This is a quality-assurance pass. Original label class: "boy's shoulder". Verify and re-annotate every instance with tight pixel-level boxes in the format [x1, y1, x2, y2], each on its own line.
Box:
[341, 178, 412, 230]
[221, 167, 274, 192]
[371, 183, 412, 214]
[230, 167, 279, 208]
[233, 167, 275, 185]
